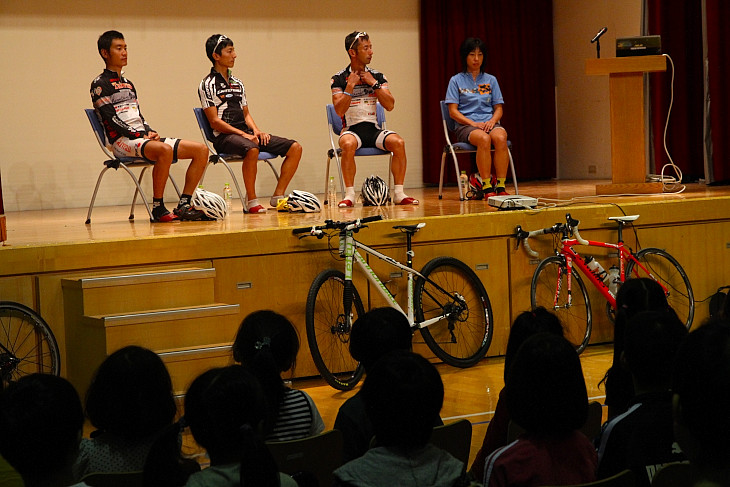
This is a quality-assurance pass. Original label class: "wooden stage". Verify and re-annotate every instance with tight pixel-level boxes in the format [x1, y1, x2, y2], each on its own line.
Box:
[1, 179, 729, 403]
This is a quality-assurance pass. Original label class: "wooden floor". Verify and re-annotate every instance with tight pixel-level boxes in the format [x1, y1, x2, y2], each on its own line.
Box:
[1, 179, 723, 248]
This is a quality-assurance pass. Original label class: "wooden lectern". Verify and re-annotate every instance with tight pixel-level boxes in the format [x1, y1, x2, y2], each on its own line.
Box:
[585, 55, 666, 195]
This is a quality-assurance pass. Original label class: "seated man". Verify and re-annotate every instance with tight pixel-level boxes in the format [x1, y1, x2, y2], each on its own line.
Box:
[330, 31, 418, 208]
[199, 34, 302, 214]
[91, 30, 209, 222]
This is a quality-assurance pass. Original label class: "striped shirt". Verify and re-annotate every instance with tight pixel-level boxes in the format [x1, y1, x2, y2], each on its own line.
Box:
[266, 388, 325, 442]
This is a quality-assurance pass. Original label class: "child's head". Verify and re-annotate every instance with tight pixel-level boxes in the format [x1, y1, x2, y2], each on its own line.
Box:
[85, 345, 176, 439]
[232, 310, 299, 373]
[0, 374, 84, 481]
[506, 333, 588, 436]
[184, 365, 274, 473]
[349, 307, 413, 371]
[623, 309, 687, 390]
[616, 278, 669, 323]
[504, 307, 563, 381]
[361, 350, 443, 449]
[672, 318, 730, 467]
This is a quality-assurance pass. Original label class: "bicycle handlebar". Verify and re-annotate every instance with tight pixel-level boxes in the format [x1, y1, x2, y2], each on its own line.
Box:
[514, 213, 588, 258]
[292, 215, 384, 236]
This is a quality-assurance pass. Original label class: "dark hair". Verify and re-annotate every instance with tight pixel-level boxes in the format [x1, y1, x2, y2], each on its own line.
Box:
[506, 333, 588, 435]
[673, 318, 730, 466]
[504, 307, 564, 381]
[98, 30, 124, 60]
[232, 310, 300, 432]
[345, 31, 370, 52]
[361, 351, 443, 449]
[460, 37, 487, 73]
[85, 346, 176, 439]
[601, 278, 670, 390]
[0, 374, 84, 477]
[184, 365, 279, 486]
[349, 307, 413, 371]
[623, 309, 687, 387]
[205, 34, 234, 64]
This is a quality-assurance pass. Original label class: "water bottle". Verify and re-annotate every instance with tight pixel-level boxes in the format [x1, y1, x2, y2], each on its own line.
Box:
[327, 176, 337, 208]
[605, 265, 620, 296]
[459, 171, 469, 196]
[584, 255, 607, 281]
[223, 183, 232, 210]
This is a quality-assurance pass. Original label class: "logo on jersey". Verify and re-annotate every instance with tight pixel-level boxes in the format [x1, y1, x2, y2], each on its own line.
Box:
[94, 86, 102, 96]
[478, 83, 492, 95]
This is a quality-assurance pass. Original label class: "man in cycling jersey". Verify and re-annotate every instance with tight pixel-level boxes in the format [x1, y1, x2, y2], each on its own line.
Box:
[199, 34, 302, 214]
[91, 30, 209, 222]
[330, 31, 418, 208]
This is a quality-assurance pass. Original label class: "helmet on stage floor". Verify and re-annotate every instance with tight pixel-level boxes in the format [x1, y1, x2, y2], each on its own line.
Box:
[286, 190, 321, 213]
[192, 189, 228, 220]
[361, 175, 389, 206]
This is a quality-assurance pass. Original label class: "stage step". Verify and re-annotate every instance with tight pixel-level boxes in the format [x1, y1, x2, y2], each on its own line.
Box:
[61, 267, 217, 316]
[63, 266, 241, 397]
[158, 343, 234, 394]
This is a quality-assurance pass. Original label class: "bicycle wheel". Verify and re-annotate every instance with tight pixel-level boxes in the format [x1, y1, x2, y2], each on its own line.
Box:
[305, 269, 365, 390]
[0, 301, 60, 385]
[415, 257, 493, 368]
[625, 248, 695, 329]
[531, 256, 593, 353]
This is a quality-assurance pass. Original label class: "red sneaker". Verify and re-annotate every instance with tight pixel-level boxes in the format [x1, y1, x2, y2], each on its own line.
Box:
[246, 204, 267, 214]
[395, 197, 419, 205]
[152, 210, 179, 223]
[496, 187, 510, 196]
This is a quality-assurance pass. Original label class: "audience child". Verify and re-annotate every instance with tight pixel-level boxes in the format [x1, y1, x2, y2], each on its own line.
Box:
[672, 317, 730, 487]
[334, 307, 417, 462]
[470, 307, 563, 480]
[183, 365, 297, 487]
[0, 374, 88, 487]
[333, 350, 476, 487]
[74, 345, 178, 477]
[595, 309, 687, 486]
[232, 310, 324, 441]
[601, 278, 669, 418]
[483, 333, 596, 487]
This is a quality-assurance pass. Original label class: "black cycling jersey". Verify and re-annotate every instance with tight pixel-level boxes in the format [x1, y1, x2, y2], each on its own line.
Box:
[198, 68, 251, 139]
[90, 69, 153, 143]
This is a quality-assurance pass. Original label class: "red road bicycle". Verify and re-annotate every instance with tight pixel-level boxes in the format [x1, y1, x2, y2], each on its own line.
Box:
[515, 213, 694, 353]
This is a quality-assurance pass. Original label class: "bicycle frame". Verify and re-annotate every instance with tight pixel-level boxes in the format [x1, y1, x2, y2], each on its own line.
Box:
[554, 227, 671, 310]
[339, 226, 458, 331]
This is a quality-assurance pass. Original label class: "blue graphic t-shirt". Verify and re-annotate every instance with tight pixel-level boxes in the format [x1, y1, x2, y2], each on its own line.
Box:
[445, 72, 504, 123]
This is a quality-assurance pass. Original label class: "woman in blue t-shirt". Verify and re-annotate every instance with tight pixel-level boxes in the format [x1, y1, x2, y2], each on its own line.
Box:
[445, 37, 510, 198]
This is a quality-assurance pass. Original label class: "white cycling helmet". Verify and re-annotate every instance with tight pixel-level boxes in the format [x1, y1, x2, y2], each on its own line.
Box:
[192, 188, 227, 220]
[361, 175, 389, 206]
[286, 190, 321, 213]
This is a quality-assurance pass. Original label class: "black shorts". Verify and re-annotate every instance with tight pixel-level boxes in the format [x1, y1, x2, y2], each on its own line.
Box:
[340, 122, 396, 150]
[214, 133, 295, 157]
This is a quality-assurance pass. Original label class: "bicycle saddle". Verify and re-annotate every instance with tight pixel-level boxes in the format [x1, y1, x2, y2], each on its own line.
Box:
[608, 215, 640, 223]
[393, 223, 426, 234]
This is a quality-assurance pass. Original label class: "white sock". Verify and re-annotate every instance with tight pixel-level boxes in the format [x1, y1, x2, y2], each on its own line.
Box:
[394, 185, 407, 201]
[343, 187, 356, 202]
[247, 198, 261, 209]
[270, 195, 285, 207]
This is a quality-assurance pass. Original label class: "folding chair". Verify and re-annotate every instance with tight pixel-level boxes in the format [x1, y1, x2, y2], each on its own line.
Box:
[324, 103, 393, 204]
[84, 109, 181, 224]
[438, 100, 519, 200]
[266, 429, 343, 487]
[429, 419, 472, 465]
[193, 107, 280, 208]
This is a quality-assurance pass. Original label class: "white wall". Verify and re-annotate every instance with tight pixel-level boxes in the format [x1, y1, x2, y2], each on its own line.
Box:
[0, 0, 421, 211]
[553, 0, 642, 179]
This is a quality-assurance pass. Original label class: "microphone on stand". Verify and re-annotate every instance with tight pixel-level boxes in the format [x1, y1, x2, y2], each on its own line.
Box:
[591, 27, 608, 43]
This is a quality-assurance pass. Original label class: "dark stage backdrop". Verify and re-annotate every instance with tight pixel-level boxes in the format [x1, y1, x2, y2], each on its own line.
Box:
[648, 0, 730, 183]
[419, 0, 556, 185]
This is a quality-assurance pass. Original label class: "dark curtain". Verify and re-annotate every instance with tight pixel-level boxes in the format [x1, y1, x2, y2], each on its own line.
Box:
[647, 1, 704, 180]
[419, 0, 556, 185]
[706, 0, 730, 182]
